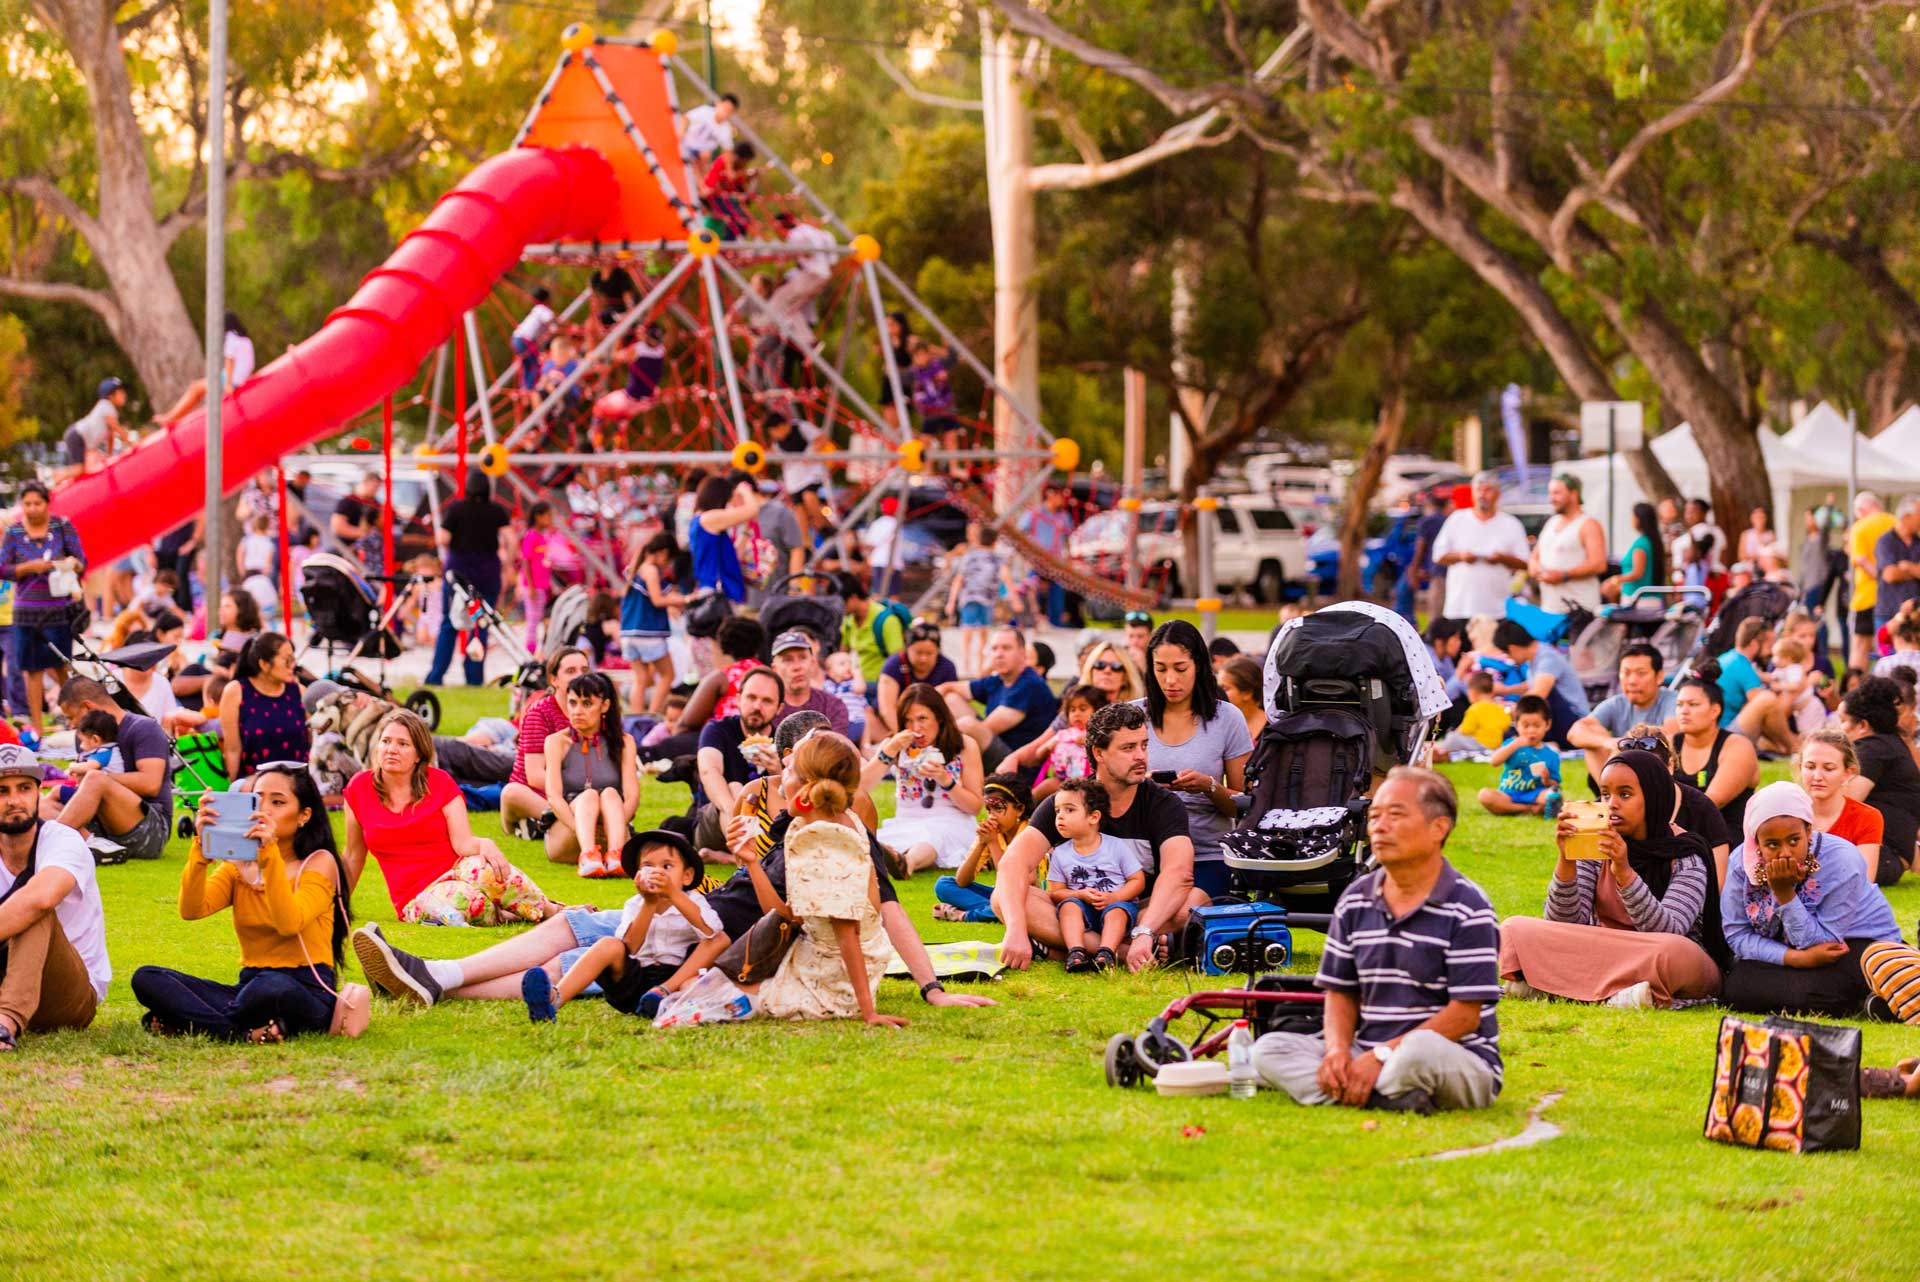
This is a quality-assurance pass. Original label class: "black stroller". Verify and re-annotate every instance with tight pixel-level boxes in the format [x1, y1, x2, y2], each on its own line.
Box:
[757, 572, 846, 657]
[297, 552, 441, 729]
[1697, 580, 1798, 660]
[1220, 602, 1450, 914]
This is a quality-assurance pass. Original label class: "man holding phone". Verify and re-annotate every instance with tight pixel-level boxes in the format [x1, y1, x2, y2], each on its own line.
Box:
[48, 677, 173, 862]
[0, 743, 109, 1048]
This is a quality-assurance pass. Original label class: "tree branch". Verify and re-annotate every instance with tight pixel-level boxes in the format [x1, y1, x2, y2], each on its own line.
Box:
[0, 275, 121, 329]
[1029, 117, 1239, 191]
[868, 48, 983, 111]
[0, 176, 107, 249]
[991, 0, 1270, 115]
[1546, 0, 1776, 255]
[116, 0, 174, 36]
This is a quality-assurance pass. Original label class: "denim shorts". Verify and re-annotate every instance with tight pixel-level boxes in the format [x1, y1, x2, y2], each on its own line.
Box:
[12, 617, 73, 673]
[620, 634, 669, 664]
[558, 907, 627, 993]
[1061, 898, 1139, 931]
[959, 602, 992, 627]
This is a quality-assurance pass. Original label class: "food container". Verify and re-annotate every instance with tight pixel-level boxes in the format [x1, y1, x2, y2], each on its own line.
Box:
[1153, 1061, 1230, 1097]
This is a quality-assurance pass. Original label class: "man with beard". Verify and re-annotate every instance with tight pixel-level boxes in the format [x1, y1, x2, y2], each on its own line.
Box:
[688, 666, 783, 861]
[0, 744, 109, 1049]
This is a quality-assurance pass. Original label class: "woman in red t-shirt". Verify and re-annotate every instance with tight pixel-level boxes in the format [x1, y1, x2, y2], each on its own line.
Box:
[344, 711, 559, 926]
[1801, 728, 1886, 881]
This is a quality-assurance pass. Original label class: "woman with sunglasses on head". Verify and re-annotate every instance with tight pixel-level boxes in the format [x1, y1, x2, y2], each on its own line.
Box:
[132, 766, 357, 1043]
[1671, 666, 1757, 843]
[1139, 620, 1252, 901]
[874, 621, 957, 738]
[1618, 723, 1730, 884]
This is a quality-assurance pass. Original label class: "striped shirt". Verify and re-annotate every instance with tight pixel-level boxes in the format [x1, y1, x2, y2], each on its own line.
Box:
[1544, 856, 1709, 939]
[509, 693, 570, 788]
[1318, 859, 1503, 1087]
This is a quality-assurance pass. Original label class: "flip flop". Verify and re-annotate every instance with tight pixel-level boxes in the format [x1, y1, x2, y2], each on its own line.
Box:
[522, 967, 557, 1023]
[0, 1023, 16, 1051]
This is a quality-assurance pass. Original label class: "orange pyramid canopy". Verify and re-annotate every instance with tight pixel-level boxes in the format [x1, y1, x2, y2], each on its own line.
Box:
[519, 43, 696, 244]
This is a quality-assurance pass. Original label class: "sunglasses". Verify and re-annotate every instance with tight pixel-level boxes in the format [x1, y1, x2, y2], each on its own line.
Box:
[1091, 660, 1126, 673]
[1615, 736, 1663, 753]
[1124, 612, 1152, 625]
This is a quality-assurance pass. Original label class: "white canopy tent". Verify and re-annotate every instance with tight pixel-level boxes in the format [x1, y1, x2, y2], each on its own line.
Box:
[1866, 404, 1920, 460]
[1560, 402, 1912, 554]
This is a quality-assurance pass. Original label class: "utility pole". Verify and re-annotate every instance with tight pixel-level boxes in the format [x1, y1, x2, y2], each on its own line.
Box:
[203, 0, 228, 615]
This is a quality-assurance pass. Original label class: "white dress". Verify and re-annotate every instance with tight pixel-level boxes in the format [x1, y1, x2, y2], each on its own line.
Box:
[758, 818, 891, 1020]
[876, 747, 978, 868]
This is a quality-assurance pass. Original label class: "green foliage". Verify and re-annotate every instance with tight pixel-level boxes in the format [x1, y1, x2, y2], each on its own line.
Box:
[0, 313, 40, 449]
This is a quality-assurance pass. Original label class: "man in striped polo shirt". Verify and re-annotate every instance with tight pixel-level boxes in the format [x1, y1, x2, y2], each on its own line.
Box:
[1254, 766, 1502, 1113]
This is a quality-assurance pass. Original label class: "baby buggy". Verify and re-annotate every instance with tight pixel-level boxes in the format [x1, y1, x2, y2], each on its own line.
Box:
[1218, 601, 1452, 915]
[1567, 585, 1712, 704]
[1697, 580, 1798, 661]
[297, 553, 442, 729]
[757, 572, 846, 657]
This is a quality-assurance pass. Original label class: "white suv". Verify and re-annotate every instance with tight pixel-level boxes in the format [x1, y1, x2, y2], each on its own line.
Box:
[1068, 497, 1308, 603]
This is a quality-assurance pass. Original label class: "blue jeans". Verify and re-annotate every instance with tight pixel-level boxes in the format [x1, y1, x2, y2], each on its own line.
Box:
[426, 575, 495, 687]
[1046, 581, 1068, 627]
[557, 907, 626, 996]
[1191, 858, 1234, 899]
[1392, 570, 1417, 625]
[933, 876, 999, 923]
[511, 336, 538, 389]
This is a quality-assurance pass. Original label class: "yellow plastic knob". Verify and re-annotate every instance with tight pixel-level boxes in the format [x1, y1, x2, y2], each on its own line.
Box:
[650, 29, 679, 56]
[849, 233, 882, 263]
[478, 443, 510, 477]
[1051, 438, 1081, 472]
[562, 23, 595, 51]
[731, 440, 767, 474]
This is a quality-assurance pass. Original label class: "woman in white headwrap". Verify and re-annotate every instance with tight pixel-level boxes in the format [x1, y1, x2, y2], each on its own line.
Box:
[1720, 780, 1902, 1018]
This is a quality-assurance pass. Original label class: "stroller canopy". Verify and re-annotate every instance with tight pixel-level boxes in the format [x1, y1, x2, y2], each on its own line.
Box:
[1264, 601, 1451, 761]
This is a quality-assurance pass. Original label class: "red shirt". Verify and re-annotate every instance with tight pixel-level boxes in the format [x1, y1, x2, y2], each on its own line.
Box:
[345, 767, 463, 914]
[1826, 795, 1885, 851]
[511, 694, 569, 787]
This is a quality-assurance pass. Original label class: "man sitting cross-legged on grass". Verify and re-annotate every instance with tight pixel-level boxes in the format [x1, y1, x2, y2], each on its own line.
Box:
[1477, 694, 1560, 817]
[353, 710, 993, 1012]
[0, 744, 108, 1050]
[1253, 767, 1503, 1114]
[994, 701, 1196, 974]
[521, 829, 725, 1023]
[48, 677, 174, 862]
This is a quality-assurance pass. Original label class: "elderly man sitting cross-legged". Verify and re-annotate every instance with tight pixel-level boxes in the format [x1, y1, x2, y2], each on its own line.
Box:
[1252, 767, 1503, 1114]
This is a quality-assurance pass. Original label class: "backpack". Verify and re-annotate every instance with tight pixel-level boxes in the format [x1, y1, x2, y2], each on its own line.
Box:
[871, 600, 912, 655]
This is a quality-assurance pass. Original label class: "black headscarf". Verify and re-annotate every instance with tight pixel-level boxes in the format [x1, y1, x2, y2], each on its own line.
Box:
[1601, 748, 1727, 964]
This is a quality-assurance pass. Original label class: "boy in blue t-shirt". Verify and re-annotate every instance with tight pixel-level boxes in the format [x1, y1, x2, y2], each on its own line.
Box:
[1477, 695, 1561, 817]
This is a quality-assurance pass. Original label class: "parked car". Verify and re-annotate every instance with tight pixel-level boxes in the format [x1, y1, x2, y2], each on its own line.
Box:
[1068, 495, 1308, 603]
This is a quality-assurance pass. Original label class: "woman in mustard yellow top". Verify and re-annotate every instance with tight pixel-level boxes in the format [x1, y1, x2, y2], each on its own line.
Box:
[131, 766, 355, 1042]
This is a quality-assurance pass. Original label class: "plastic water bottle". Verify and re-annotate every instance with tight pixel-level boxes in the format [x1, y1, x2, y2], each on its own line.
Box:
[1227, 1019, 1257, 1099]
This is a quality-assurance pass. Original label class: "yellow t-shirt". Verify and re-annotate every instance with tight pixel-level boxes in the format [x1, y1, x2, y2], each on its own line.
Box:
[1850, 511, 1896, 614]
[1458, 700, 1512, 750]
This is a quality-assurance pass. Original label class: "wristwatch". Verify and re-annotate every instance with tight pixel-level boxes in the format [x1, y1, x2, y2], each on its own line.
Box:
[919, 979, 945, 1001]
[1371, 1044, 1394, 1065]
[1129, 925, 1152, 940]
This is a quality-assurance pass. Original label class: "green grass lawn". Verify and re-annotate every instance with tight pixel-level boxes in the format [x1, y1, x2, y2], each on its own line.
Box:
[7, 689, 1920, 1281]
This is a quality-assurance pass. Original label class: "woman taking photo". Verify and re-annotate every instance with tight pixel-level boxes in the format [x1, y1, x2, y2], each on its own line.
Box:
[1720, 781, 1902, 1017]
[1671, 667, 1757, 840]
[0, 480, 87, 733]
[1799, 729, 1886, 883]
[218, 632, 308, 781]
[875, 621, 957, 738]
[872, 683, 985, 875]
[345, 711, 558, 926]
[542, 672, 640, 878]
[1840, 676, 1920, 886]
[131, 766, 358, 1043]
[1499, 751, 1723, 1009]
[1141, 620, 1252, 898]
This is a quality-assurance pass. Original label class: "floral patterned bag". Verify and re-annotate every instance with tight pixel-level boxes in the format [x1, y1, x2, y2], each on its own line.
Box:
[1703, 1015, 1860, 1153]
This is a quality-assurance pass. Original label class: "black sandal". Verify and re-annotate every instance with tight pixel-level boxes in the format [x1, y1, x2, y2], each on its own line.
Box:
[1092, 947, 1117, 972]
[140, 1012, 185, 1038]
[1064, 947, 1092, 973]
[0, 1023, 16, 1052]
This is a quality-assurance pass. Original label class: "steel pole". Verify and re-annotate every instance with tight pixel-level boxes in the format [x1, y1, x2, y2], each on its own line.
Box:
[202, 0, 228, 615]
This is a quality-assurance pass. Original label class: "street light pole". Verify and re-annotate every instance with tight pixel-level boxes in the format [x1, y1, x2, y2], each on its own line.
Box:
[202, 0, 228, 615]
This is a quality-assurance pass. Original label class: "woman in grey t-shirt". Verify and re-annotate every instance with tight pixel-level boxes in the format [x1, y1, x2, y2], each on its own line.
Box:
[1137, 621, 1252, 899]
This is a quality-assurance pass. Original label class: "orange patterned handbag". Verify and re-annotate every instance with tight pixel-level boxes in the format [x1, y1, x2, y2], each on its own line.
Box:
[1704, 1015, 1860, 1153]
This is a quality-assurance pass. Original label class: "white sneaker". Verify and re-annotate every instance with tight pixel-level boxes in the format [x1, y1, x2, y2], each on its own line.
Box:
[1604, 981, 1655, 1009]
[1502, 978, 1542, 1001]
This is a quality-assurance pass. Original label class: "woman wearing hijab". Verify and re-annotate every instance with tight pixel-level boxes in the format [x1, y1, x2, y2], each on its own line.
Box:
[1499, 750, 1723, 1009]
[1720, 780, 1903, 1017]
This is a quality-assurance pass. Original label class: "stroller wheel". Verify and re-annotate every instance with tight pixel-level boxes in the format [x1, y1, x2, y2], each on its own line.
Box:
[1131, 1029, 1192, 1078]
[404, 690, 442, 731]
[1104, 1032, 1141, 1088]
[176, 814, 196, 840]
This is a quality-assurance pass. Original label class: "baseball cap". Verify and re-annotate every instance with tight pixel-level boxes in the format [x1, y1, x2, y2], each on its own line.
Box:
[620, 828, 702, 881]
[0, 743, 44, 781]
[97, 377, 126, 399]
[771, 629, 814, 656]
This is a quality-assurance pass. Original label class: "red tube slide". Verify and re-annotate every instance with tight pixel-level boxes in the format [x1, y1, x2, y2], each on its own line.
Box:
[62, 145, 618, 566]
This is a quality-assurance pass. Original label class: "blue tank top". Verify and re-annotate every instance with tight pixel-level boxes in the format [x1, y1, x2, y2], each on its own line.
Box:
[690, 522, 744, 601]
[621, 568, 671, 635]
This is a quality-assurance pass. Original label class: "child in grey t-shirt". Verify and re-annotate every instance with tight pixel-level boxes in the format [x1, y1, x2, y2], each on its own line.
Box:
[1045, 778, 1146, 973]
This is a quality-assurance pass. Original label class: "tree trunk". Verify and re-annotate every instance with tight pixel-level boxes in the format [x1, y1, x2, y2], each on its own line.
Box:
[1167, 238, 1211, 498]
[1337, 372, 1407, 600]
[1391, 178, 1680, 507]
[1864, 334, 1914, 434]
[33, 0, 203, 404]
[979, 10, 1038, 514]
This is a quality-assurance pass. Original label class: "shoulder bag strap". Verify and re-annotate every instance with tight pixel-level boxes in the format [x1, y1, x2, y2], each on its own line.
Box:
[0, 823, 40, 913]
